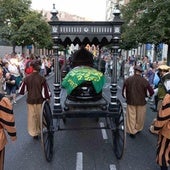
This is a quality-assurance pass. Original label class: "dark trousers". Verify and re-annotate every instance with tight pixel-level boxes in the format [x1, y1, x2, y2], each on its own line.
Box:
[160, 166, 168, 170]
[155, 95, 158, 109]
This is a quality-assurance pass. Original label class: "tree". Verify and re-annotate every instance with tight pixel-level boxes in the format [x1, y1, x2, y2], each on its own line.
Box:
[0, 0, 53, 54]
[0, 0, 32, 52]
[16, 10, 53, 52]
[121, 0, 170, 61]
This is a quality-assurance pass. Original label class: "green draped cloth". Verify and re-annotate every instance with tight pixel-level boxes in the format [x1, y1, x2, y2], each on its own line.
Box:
[62, 66, 105, 94]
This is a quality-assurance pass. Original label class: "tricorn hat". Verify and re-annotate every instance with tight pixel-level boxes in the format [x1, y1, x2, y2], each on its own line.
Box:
[158, 64, 170, 71]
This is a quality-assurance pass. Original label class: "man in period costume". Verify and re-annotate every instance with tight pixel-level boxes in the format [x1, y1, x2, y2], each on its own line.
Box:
[18, 59, 51, 139]
[122, 65, 154, 138]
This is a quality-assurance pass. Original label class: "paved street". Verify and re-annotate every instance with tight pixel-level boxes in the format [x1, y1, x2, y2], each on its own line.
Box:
[5, 74, 160, 170]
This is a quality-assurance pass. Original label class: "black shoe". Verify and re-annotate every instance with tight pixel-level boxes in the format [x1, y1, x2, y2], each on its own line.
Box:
[136, 131, 141, 134]
[33, 135, 39, 140]
[129, 134, 136, 138]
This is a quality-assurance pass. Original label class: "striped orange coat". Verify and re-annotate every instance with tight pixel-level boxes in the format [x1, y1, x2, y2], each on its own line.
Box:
[153, 93, 170, 167]
[0, 95, 16, 151]
[154, 93, 170, 139]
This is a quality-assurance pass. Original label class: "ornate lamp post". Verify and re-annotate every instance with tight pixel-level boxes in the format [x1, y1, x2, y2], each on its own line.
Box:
[48, 4, 62, 114]
[109, 6, 124, 112]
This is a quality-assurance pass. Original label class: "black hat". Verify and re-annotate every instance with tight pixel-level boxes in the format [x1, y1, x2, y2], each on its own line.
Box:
[30, 59, 41, 71]
[134, 66, 143, 72]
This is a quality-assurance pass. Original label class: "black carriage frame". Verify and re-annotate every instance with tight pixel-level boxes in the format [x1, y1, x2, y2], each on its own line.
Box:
[40, 4, 125, 162]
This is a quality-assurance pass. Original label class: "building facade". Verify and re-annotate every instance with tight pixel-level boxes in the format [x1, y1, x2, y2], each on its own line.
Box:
[105, 0, 130, 21]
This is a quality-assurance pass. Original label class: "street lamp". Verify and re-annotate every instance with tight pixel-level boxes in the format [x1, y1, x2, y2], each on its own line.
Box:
[109, 5, 124, 112]
[49, 4, 62, 114]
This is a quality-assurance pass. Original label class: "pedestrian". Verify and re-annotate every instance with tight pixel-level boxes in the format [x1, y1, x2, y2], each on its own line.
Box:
[4, 72, 17, 104]
[2, 61, 10, 78]
[40, 57, 46, 77]
[156, 65, 170, 112]
[18, 59, 51, 139]
[129, 63, 135, 76]
[24, 54, 35, 76]
[152, 84, 170, 170]
[146, 65, 155, 87]
[8, 57, 22, 90]
[122, 65, 154, 138]
[0, 67, 5, 94]
[45, 58, 52, 76]
[123, 59, 130, 79]
[0, 93, 17, 170]
[149, 68, 160, 111]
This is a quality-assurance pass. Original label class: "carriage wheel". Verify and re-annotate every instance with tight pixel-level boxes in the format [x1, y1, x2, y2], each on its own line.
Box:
[111, 99, 126, 159]
[40, 100, 54, 162]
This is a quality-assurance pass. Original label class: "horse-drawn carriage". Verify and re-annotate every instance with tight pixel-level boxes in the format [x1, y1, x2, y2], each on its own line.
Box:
[40, 5, 125, 162]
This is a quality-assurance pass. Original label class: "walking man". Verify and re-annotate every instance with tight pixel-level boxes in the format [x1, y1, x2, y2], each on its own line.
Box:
[18, 59, 51, 139]
[122, 65, 154, 138]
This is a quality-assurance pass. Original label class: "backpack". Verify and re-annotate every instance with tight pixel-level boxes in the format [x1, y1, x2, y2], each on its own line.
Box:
[25, 60, 33, 74]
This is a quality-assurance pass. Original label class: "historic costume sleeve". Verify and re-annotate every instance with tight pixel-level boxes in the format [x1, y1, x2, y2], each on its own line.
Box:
[154, 93, 170, 132]
[18, 80, 27, 95]
[62, 66, 105, 94]
[146, 83, 154, 97]
[41, 80, 51, 99]
[0, 97, 16, 142]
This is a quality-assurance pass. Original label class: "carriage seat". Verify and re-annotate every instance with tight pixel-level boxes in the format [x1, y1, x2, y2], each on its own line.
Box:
[67, 81, 102, 101]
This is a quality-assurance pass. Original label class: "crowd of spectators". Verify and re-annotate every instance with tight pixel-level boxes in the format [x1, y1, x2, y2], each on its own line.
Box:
[0, 52, 54, 104]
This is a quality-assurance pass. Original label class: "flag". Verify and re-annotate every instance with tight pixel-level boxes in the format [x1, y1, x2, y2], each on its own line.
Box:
[62, 66, 105, 94]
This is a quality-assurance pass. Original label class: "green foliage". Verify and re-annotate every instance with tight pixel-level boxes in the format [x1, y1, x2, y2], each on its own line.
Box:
[0, 0, 31, 42]
[121, 0, 170, 49]
[0, 0, 52, 51]
[17, 11, 52, 48]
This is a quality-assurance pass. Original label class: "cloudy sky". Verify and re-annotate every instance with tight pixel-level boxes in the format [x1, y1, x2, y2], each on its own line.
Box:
[31, 0, 106, 21]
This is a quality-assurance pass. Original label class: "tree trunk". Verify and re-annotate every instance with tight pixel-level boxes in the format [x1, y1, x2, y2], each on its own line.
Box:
[167, 44, 170, 65]
[12, 45, 16, 54]
[22, 45, 24, 54]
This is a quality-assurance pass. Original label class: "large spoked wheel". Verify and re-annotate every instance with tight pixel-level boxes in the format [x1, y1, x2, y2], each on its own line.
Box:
[40, 100, 54, 162]
[111, 99, 126, 159]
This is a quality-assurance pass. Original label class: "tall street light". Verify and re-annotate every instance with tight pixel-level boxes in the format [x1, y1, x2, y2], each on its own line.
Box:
[109, 5, 124, 112]
[48, 4, 62, 114]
